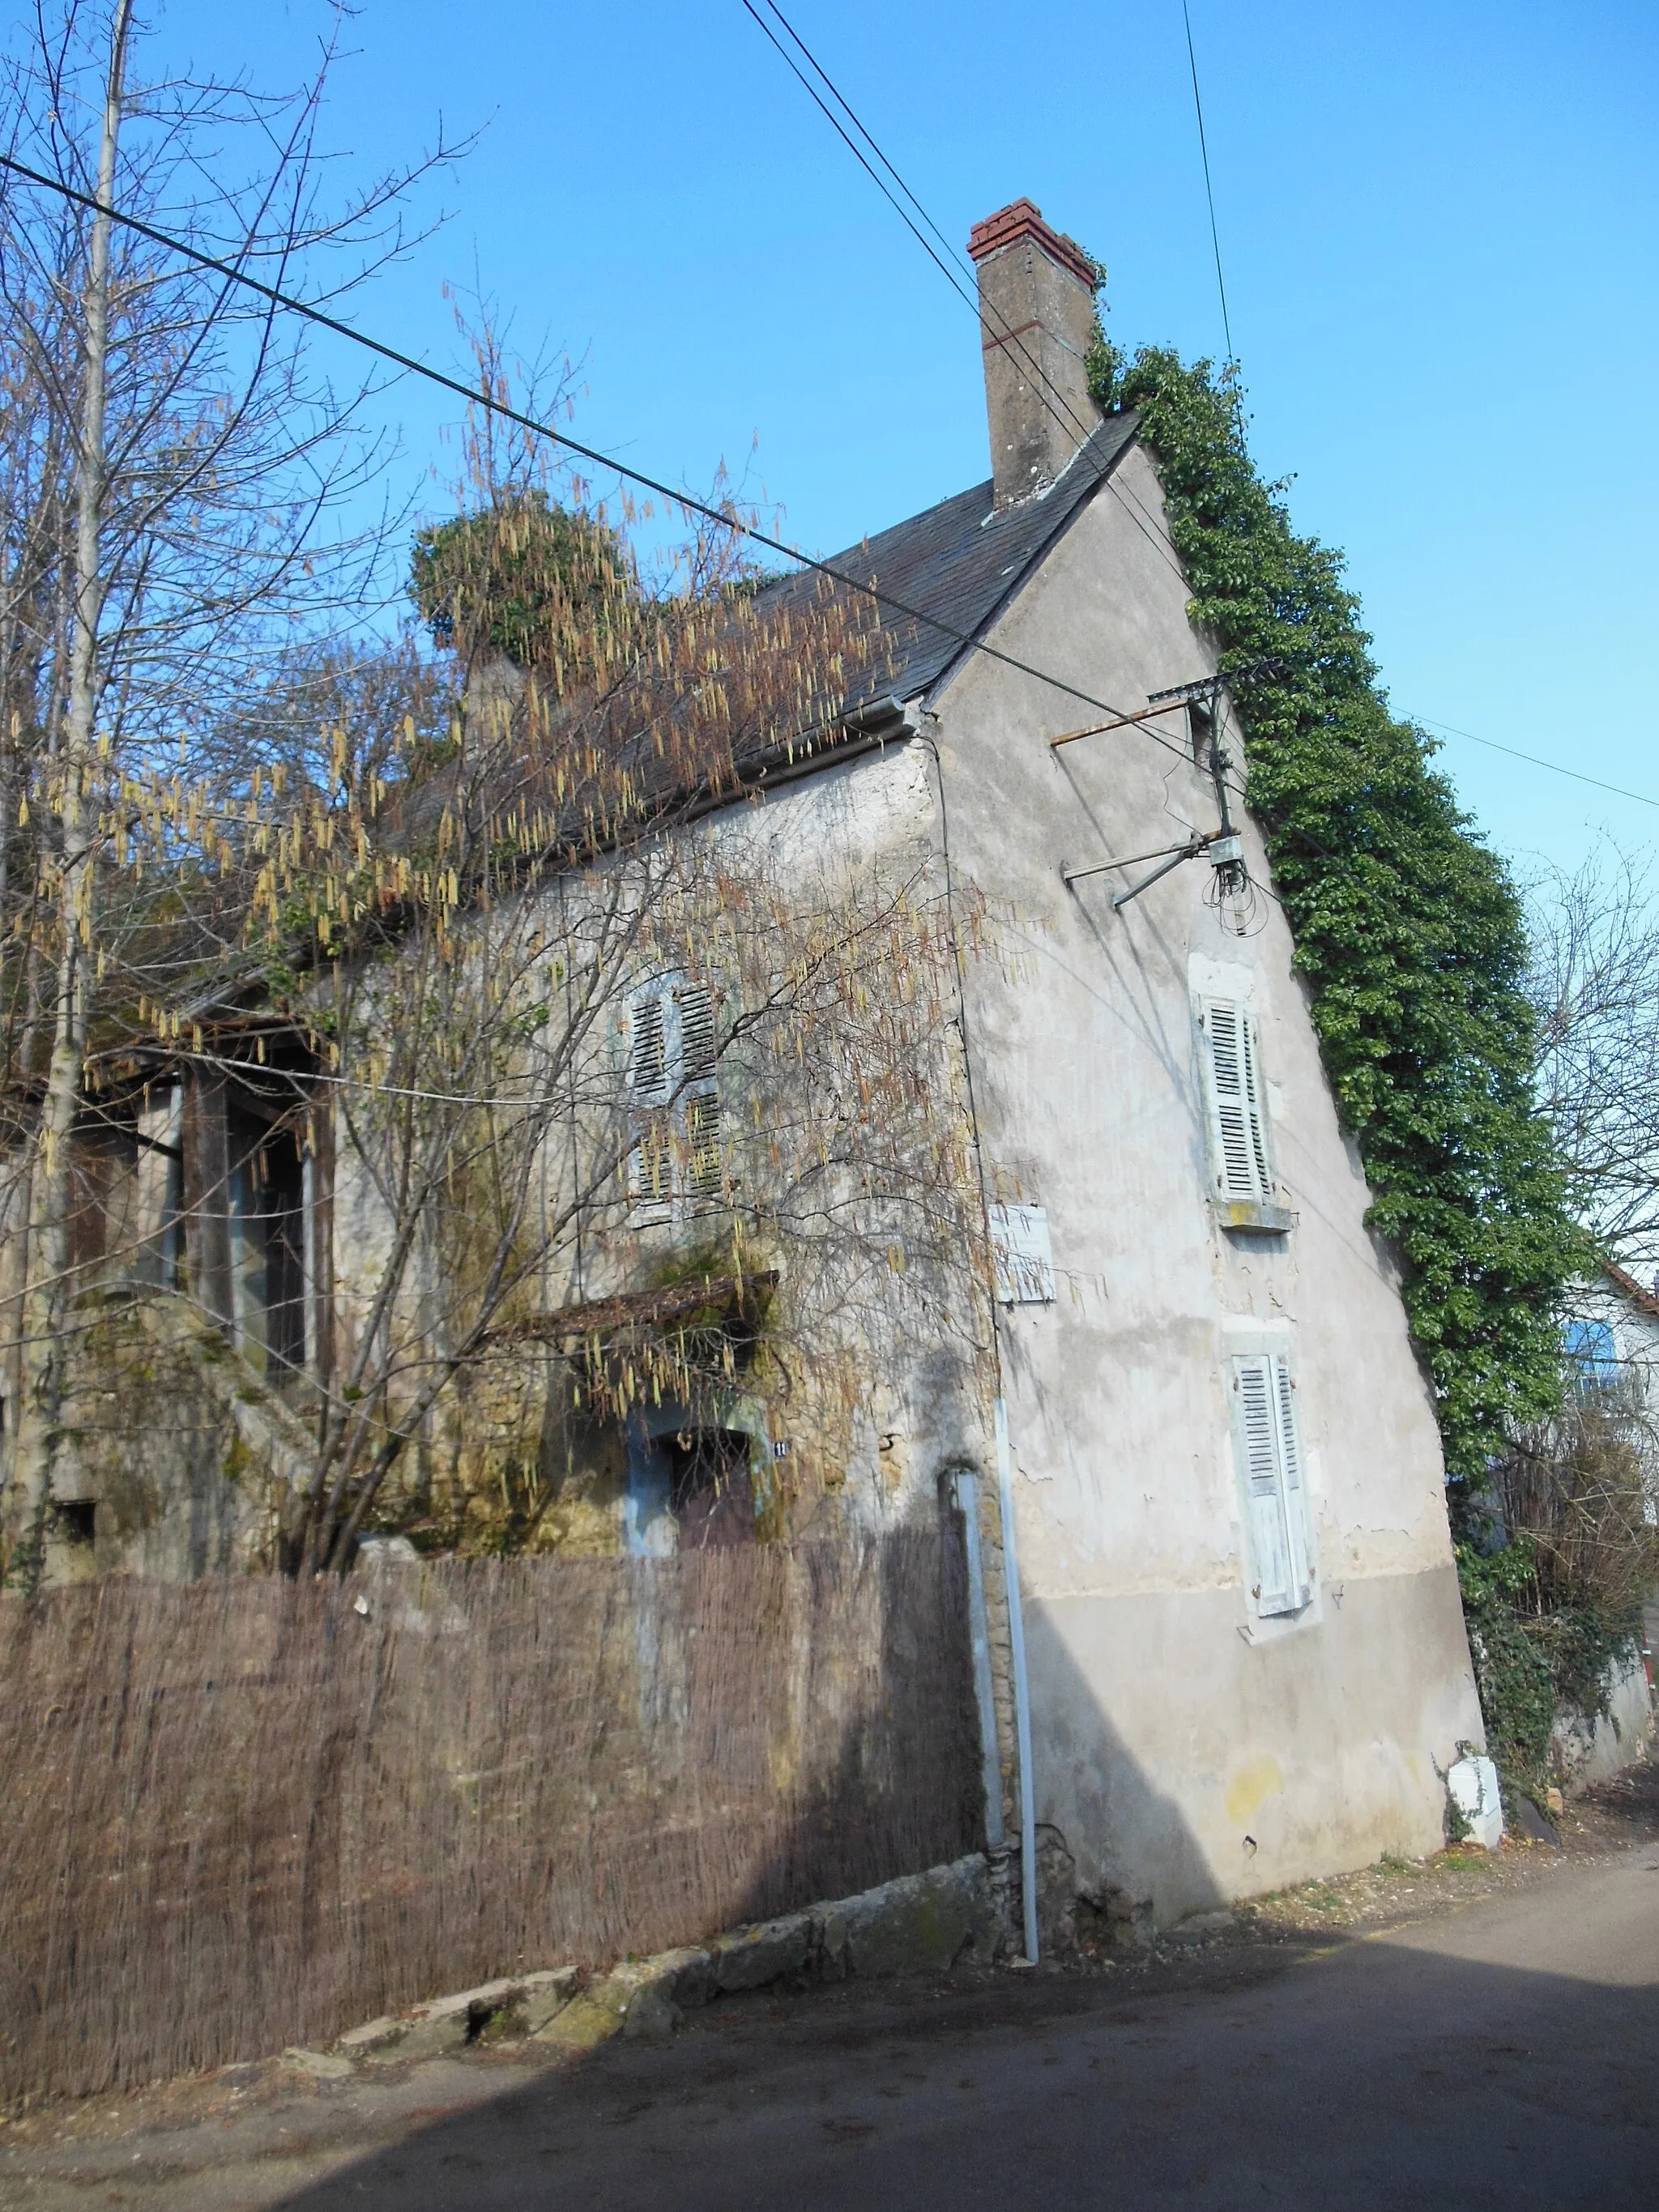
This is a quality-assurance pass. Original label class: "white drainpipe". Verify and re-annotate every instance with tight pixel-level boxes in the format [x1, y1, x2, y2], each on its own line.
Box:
[995, 1396, 1039, 1963]
[951, 1468, 1006, 1854]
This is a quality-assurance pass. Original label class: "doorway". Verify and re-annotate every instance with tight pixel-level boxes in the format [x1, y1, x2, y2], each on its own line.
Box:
[666, 1428, 757, 1549]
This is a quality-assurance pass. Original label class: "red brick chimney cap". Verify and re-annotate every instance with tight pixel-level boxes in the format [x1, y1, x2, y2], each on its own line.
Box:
[966, 199, 1098, 289]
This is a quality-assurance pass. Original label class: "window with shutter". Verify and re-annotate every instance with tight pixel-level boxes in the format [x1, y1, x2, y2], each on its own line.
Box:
[1199, 997, 1290, 1232]
[624, 974, 725, 1217]
[1230, 1352, 1311, 1617]
[685, 1091, 723, 1199]
[629, 990, 670, 1106]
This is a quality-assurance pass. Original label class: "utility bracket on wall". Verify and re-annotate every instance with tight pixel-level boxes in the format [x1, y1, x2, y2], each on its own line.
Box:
[1057, 671, 1246, 910]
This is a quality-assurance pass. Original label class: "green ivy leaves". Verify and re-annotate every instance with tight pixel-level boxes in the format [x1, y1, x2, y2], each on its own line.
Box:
[1103, 345, 1584, 1480]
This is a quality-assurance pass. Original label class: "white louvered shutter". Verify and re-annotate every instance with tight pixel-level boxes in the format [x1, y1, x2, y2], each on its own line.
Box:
[626, 1119, 672, 1207]
[625, 976, 724, 1213]
[1239, 1010, 1273, 1195]
[685, 1091, 723, 1198]
[625, 982, 673, 1210]
[1203, 999, 1273, 1202]
[678, 982, 716, 1084]
[1232, 1353, 1309, 1617]
[676, 981, 723, 1201]
[627, 986, 671, 1106]
[1274, 1358, 1311, 1603]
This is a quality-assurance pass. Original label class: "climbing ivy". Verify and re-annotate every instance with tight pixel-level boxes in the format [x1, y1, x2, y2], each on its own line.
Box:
[410, 491, 630, 668]
[1089, 339, 1585, 1481]
[1456, 1536, 1636, 1792]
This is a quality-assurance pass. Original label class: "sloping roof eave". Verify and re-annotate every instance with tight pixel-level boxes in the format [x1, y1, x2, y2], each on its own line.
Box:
[753, 411, 1142, 722]
[919, 415, 1145, 709]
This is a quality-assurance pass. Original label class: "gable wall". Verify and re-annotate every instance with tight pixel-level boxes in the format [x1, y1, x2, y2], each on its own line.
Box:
[927, 441, 1484, 1923]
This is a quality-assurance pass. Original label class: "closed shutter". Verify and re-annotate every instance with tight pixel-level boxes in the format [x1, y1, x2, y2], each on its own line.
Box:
[1201, 999, 1273, 1202]
[627, 987, 671, 1106]
[627, 1119, 672, 1207]
[1231, 1352, 1310, 1617]
[677, 980, 723, 1201]
[1239, 1010, 1273, 1194]
[679, 982, 717, 1082]
[625, 982, 672, 1212]
[685, 1091, 723, 1198]
[624, 975, 724, 1213]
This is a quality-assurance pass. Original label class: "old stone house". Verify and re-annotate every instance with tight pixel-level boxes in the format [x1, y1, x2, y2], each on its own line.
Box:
[2, 198, 1491, 1936]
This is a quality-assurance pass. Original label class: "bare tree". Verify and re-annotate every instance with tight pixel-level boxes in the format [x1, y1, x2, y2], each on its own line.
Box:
[0, 0, 454, 1587]
[152, 348, 989, 1572]
[1495, 1387, 1659, 1633]
[1525, 846, 1659, 1275]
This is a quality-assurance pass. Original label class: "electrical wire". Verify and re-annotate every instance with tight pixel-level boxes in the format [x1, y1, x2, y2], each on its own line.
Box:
[739, 3, 987, 350]
[1414, 714, 1659, 813]
[1180, 0, 1234, 364]
[742, 0, 1201, 606]
[0, 150, 1184, 763]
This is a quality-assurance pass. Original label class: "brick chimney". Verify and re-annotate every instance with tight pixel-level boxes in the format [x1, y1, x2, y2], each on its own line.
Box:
[967, 199, 1102, 511]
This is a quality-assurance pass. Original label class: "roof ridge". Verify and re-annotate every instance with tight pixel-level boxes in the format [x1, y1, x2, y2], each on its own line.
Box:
[755, 411, 1140, 718]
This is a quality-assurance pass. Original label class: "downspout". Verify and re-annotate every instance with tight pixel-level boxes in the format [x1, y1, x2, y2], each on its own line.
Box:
[919, 715, 1041, 1963]
[994, 1396, 1039, 1962]
[949, 1468, 1006, 1853]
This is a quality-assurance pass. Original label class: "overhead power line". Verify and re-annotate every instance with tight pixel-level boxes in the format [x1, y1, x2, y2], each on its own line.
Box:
[1414, 715, 1659, 812]
[1180, 0, 1235, 364]
[738, 4, 985, 346]
[736, 11, 1639, 857]
[745, 1, 1096, 447]
[748, 2, 974, 307]
[0, 148, 1209, 776]
[743, 0, 1209, 604]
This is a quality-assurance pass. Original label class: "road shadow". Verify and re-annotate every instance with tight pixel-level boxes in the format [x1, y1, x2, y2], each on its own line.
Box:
[263, 1861, 1659, 2210]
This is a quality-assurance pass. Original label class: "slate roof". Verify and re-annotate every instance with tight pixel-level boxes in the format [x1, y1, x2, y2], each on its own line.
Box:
[758, 411, 1141, 715]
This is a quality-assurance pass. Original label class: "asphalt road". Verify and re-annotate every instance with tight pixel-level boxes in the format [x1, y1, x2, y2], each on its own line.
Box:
[6, 1848, 1657, 2210]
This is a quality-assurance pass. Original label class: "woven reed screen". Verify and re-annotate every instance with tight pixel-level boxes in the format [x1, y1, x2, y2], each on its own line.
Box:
[0, 1531, 979, 2103]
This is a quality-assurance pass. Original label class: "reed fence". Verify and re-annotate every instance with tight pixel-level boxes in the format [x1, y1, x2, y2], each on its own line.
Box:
[0, 1530, 980, 2103]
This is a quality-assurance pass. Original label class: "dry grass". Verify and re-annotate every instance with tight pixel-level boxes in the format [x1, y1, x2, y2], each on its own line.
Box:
[0, 1532, 979, 2104]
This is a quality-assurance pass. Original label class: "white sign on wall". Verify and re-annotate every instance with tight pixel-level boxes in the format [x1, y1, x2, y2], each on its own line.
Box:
[989, 1203, 1055, 1305]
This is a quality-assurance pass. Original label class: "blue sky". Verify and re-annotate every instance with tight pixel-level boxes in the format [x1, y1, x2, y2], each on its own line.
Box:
[58, 1, 1659, 872]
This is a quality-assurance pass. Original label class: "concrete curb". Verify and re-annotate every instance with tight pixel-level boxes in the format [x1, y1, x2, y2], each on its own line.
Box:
[284, 1853, 1004, 2073]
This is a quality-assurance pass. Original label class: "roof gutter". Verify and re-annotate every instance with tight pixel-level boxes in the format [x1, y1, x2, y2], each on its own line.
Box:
[694, 694, 915, 815]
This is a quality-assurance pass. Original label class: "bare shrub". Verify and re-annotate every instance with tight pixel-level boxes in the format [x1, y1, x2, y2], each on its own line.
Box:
[1494, 1400, 1659, 1630]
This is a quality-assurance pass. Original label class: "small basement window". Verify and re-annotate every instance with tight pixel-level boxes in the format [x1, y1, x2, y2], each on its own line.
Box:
[53, 1498, 96, 1547]
[1188, 697, 1215, 767]
[667, 1428, 756, 1549]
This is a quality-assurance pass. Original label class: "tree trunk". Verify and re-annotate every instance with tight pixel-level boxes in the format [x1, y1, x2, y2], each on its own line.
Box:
[6, 2, 130, 1592]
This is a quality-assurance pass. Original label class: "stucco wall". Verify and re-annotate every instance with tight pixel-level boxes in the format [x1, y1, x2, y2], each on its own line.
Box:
[1551, 1649, 1656, 1795]
[922, 441, 1484, 1914]
[313, 737, 987, 1556]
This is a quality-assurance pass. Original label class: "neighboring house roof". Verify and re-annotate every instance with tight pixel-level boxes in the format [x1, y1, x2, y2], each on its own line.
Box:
[757, 412, 1141, 714]
[1602, 1259, 1659, 1323]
